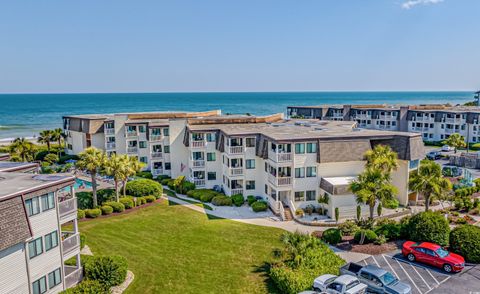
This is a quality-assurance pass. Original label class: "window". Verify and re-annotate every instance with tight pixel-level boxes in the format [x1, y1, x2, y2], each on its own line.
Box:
[246, 180, 255, 190]
[163, 128, 169, 136]
[25, 197, 40, 216]
[138, 125, 146, 133]
[306, 143, 317, 153]
[164, 145, 170, 153]
[207, 172, 216, 180]
[140, 156, 148, 163]
[32, 276, 47, 294]
[206, 133, 216, 142]
[295, 168, 305, 178]
[306, 190, 316, 201]
[306, 167, 317, 177]
[139, 141, 147, 148]
[264, 162, 268, 172]
[48, 268, 61, 289]
[28, 237, 43, 259]
[45, 231, 58, 251]
[41, 193, 55, 212]
[165, 162, 171, 170]
[207, 152, 216, 162]
[295, 143, 305, 154]
[265, 184, 268, 194]
[294, 191, 305, 201]
[246, 138, 255, 147]
[246, 159, 255, 169]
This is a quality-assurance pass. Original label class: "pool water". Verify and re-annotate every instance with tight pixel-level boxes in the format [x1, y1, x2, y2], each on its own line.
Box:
[74, 178, 94, 190]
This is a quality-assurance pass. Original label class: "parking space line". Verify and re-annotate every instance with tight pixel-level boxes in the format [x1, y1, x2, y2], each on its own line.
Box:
[382, 254, 400, 280]
[387, 255, 449, 278]
[363, 259, 368, 266]
[371, 255, 380, 267]
[426, 268, 440, 285]
[424, 277, 450, 294]
[394, 258, 424, 294]
[409, 263, 432, 290]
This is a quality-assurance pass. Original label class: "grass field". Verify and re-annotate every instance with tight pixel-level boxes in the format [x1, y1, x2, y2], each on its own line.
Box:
[79, 199, 283, 293]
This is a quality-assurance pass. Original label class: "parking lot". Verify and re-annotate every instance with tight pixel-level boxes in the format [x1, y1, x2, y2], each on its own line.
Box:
[361, 250, 477, 294]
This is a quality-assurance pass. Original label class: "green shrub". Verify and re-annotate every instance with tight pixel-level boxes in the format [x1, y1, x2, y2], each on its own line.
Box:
[247, 195, 256, 206]
[407, 211, 450, 246]
[125, 179, 163, 198]
[450, 225, 480, 263]
[76, 192, 93, 210]
[295, 208, 305, 217]
[160, 178, 171, 185]
[44, 153, 59, 164]
[211, 195, 232, 206]
[134, 196, 145, 206]
[85, 208, 102, 218]
[178, 181, 196, 194]
[97, 189, 116, 205]
[156, 175, 171, 181]
[120, 197, 135, 209]
[322, 228, 343, 245]
[58, 154, 79, 164]
[231, 194, 244, 207]
[374, 223, 401, 240]
[354, 229, 378, 244]
[34, 150, 49, 161]
[103, 201, 125, 213]
[136, 171, 153, 179]
[374, 234, 387, 245]
[187, 189, 219, 202]
[144, 195, 156, 203]
[100, 205, 113, 215]
[61, 280, 108, 294]
[80, 233, 86, 250]
[399, 215, 411, 239]
[338, 220, 360, 236]
[77, 209, 86, 219]
[84, 255, 128, 288]
[252, 201, 268, 212]
[383, 198, 399, 209]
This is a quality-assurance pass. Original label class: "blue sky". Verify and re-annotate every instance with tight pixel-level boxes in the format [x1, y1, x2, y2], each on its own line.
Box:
[0, 0, 479, 93]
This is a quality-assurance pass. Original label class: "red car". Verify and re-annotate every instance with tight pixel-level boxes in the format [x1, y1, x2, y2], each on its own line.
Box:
[402, 241, 465, 273]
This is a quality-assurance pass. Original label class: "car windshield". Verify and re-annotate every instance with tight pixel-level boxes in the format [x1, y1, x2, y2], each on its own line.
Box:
[436, 247, 449, 258]
[380, 272, 398, 285]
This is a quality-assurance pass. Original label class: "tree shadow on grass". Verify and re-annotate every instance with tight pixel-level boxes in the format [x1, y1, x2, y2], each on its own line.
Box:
[166, 198, 225, 220]
[252, 262, 281, 294]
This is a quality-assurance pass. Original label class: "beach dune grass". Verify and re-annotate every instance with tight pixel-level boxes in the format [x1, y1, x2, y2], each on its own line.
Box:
[79, 199, 283, 293]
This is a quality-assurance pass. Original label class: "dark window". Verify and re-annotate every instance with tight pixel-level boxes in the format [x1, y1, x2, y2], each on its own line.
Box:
[45, 231, 58, 251]
[32, 276, 47, 294]
[25, 197, 40, 216]
[28, 237, 43, 259]
[48, 268, 61, 289]
[246, 180, 255, 190]
[41, 193, 55, 212]
[165, 162, 171, 170]
[207, 172, 216, 180]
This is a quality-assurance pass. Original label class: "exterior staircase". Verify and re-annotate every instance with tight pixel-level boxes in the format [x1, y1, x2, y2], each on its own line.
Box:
[283, 204, 293, 221]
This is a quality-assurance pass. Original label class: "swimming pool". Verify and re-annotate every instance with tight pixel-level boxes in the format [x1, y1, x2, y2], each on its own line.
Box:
[74, 178, 95, 190]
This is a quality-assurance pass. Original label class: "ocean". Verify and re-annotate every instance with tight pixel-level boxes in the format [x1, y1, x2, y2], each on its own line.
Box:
[0, 91, 474, 140]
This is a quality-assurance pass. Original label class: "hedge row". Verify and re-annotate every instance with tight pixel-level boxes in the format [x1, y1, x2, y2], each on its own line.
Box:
[78, 195, 158, 219]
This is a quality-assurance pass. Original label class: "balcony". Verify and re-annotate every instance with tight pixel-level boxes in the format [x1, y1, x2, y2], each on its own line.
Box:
[126, 131, 138, 138]
[445, 128, 458, 135]
[268, 174, 292, 186]
[150, 135, 162, 142]
[64, 266, 83, 289]
[193, 179, 205, 187]
[106, 142, 116, 150]
[268, 151, 292, 163]
[62, 232, 80, 258]
[228, 146, 244, 154]
[105, 128, 115, 135]
[127, 147, 138, 154]
[191, 141, 206, 148]
[192, 160, 205, 168]
[231, 188, 244, 195]
[151, 152, 163, 159]
[59, 198, 77, 223]
[228, 167, 243, 176]
[152, 168, 163, 176]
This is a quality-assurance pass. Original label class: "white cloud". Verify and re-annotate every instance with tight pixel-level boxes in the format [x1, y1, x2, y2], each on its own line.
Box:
[402, 0, 444, 9]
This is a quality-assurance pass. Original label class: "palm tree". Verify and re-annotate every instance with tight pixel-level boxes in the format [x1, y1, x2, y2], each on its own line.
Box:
[350, 168, 398, 219]
[51, 128, 65, 155]
[76, 147, 106, 207]
[38, 130, 54, 152]
[103, 153, 126, 202]
[409, 160, 452, 211]
[9, 138, 35, 162]
[365, 145, 398, 174]
[121, 156, 145, 196]
[443, 133, 466, 153]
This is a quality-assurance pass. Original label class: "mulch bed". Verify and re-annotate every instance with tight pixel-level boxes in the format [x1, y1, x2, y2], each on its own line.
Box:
[78, 198, 164, 222]
[336, 238, 404, 255]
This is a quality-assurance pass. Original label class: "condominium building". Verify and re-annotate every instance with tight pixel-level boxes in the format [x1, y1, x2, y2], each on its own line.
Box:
[63, 110, 423, 219]
[287, 104, 480, 143]
[0, 172, 82, 294]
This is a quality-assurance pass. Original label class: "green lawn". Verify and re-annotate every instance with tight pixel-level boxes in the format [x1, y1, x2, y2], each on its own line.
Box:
[79, 199, 283, 294]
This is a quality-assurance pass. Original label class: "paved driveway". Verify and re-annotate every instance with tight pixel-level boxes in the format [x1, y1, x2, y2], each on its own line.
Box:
[361, 250, 477, 294]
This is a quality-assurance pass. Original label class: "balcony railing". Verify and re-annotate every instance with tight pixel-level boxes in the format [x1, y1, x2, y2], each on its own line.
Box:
[126, 131, 138, 138]
[59, 198, 77, 223]
[228, 146, 244, 154]
[229, 167, 243, 176]
[150, 135, 162, 141]
[62, 232, 80, 256]
[268, 174, 292, 186]
[193, 179, 205, 187]
[270, 152, 292, 163]
[64, 266, 83, 289]
[192, 160, 205, 168]
[445, 128, 458, 134]
[106, 142, 116, 150]
[191, 141, 206, 148]
[151, 152, 163, 159]
[231, 188, 243, 195]
[152, 168, 163, 176]
[105, 128, 115, 135]
[127, 147, 138, 153]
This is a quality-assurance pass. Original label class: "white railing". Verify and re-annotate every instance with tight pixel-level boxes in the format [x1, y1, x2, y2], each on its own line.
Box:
[228, 146, 244, 154]
[64, 266, 83, 288]
[231, 188, 243, 195]
[151, 152, 163, 159]
[127, 147, 138, 153]
[277, 177, 292, 186]
[192, 160, 205, 168]
[277, 153, 292, 162]
[289, 200, 297, 218]
[268, 173, 276, 185]
[106, 142, 116, 150]
[191, 141, 206, 148]
[279, 202, 286, 221]
[59, 198, 77, 221]
[62, 233, 80, 256]
[105, 128, 115, 135]
[193, 179, 205, 187]
[445, 129, 457, 134]
[126, 131, 138, 138]
[229, 167, 243, 176]
[150, 135, 162, 141]
[152, 169, 163, 176]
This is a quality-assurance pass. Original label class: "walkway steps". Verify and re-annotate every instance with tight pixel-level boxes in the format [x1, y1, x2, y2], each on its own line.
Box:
[283, 204, 293, 221]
